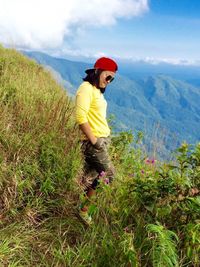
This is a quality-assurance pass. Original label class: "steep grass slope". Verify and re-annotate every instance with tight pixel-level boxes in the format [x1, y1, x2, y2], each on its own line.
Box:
[0, 46, 199, 267]
[0, 45, 84, 265]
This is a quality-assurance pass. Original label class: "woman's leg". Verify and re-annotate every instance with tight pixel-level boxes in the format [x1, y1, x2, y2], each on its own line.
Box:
[80, 137, 114, 213]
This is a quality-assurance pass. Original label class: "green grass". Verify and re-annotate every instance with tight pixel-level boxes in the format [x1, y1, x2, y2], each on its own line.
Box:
[0, 45, 200, 266]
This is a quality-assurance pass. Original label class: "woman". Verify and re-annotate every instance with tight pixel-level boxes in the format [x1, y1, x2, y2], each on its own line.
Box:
[75, 57, 118, 224]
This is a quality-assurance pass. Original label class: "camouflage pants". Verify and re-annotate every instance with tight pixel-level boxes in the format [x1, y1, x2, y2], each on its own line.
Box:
[80, 137, 115, 191]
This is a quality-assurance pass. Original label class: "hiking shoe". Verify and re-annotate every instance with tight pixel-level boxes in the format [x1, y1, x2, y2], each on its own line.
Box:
[79, 210, 92, 225]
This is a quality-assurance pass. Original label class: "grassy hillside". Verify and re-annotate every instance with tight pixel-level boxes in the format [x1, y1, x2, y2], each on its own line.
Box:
[0, 45, 84, 265]
[0, 46, 200, 266]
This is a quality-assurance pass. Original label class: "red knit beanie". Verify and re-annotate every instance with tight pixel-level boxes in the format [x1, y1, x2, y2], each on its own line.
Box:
[94, 57, 118, 72]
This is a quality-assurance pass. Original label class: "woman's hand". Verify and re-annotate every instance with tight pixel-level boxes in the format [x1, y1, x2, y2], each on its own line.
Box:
[93, 138, 104, 150]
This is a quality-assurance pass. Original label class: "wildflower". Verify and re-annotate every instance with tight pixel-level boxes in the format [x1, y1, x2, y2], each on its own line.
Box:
[145, 158, 151, 164]
[99, 171, 106, 177]
[98, 171, 109, 185]
[104, 178, 109, 185]
[145, 158, 156, 165]
[124, 226, 133, 234]
[124, 226, 129, 233]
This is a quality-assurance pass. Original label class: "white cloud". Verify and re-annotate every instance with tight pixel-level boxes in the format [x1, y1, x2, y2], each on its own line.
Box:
[121, 56, 200, 66]
[0, 0, 148, 50]
[141, 57, 200, 66]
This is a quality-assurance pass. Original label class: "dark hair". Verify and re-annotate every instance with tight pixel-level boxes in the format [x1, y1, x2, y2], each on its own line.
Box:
[83, 69, 103, 87]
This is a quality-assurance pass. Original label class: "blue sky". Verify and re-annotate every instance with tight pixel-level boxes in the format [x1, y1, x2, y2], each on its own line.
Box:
[0, 0, 200, 64]
[69, 0, 200, 62]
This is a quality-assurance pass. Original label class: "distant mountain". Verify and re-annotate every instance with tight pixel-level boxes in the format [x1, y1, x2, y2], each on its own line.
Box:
[22, 51, 90, 94]
[140, 75, 200, 142]
[106, 74, 200, 157]
[22, 51, 200, 158]
[118, 59, 200, 82]
[186, 79, 200, 88]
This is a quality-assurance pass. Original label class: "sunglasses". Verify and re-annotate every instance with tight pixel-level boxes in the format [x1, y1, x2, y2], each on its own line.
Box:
[105, 75, 114, 83]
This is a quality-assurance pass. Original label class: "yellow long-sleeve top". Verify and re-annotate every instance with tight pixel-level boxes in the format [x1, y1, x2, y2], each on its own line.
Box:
[75, 81, 110, 138]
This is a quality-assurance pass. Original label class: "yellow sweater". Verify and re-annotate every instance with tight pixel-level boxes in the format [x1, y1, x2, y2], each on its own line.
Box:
[75, 81, 110, 137]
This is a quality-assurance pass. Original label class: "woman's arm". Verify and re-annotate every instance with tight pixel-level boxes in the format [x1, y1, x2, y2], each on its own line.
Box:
[79, 122, 97, 145]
